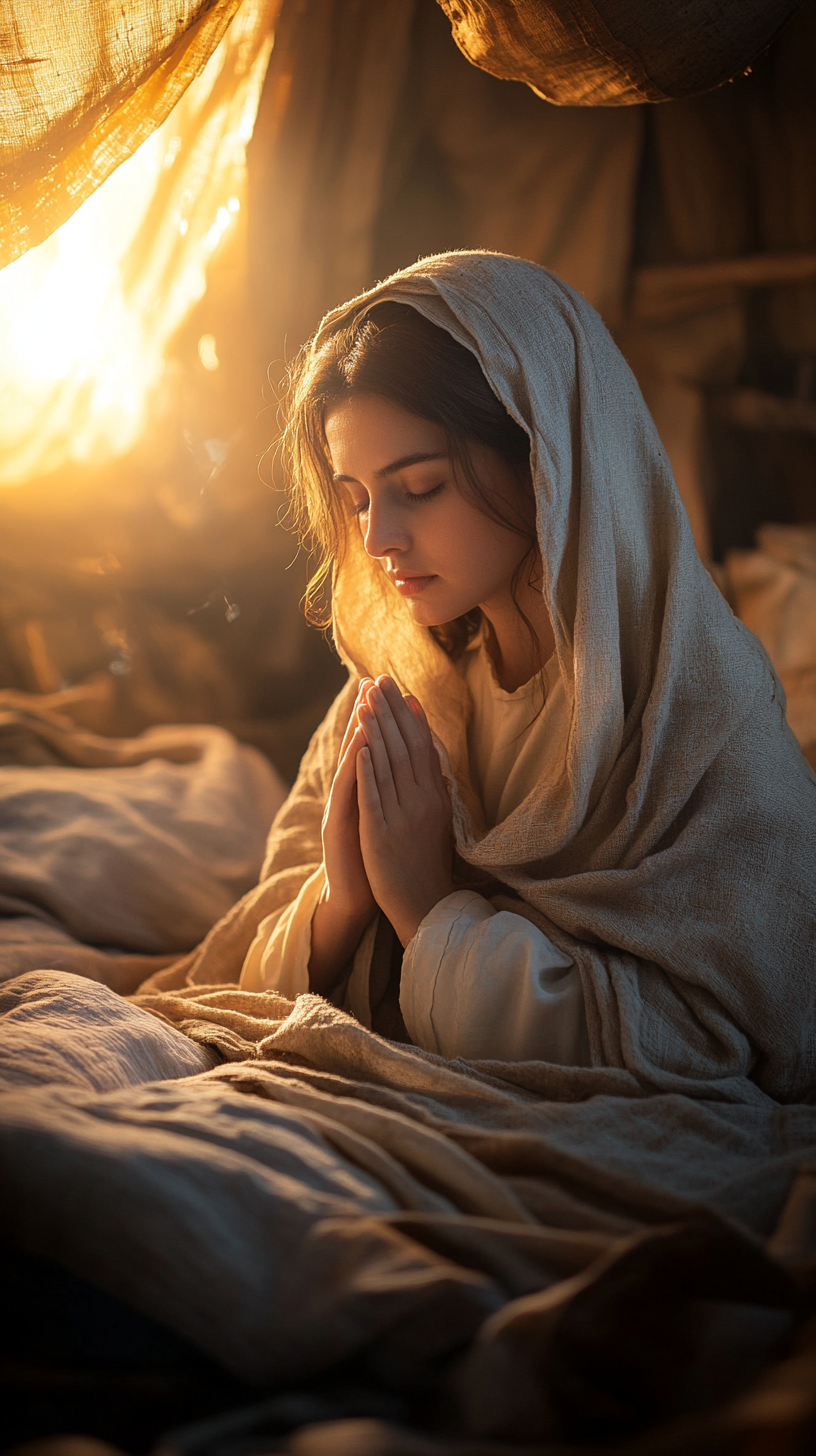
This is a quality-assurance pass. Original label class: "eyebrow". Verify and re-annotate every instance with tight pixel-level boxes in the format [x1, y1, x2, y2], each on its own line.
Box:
[333, 451, 447, 484]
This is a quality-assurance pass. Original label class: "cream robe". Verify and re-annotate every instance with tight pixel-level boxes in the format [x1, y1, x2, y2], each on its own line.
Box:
[399, 635, 589, 1061]
[241, 637, 591, 1066]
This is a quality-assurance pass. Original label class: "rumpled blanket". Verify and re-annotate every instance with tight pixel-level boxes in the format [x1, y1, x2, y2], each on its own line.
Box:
[724, 523, 816, 767]
[2, 968, 815, 1446]
[0, 692, 286, 991]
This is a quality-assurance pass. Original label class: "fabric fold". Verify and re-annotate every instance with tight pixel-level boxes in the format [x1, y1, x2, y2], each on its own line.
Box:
[401, 890, 590, 1066]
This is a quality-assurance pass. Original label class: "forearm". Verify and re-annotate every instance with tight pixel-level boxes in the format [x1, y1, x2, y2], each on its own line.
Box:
[308, 886, 375, 996]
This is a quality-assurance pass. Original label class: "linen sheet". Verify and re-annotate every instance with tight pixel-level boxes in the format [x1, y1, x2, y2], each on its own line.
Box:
[2, 967, 815, 1446]
[0, 557, 814, 1445]
[0, 693, 286, 991]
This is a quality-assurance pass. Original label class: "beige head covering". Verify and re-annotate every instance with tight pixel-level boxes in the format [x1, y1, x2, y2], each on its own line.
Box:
[317, 251, 815, 1102]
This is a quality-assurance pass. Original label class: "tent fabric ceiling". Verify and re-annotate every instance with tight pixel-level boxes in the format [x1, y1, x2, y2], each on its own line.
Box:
[247, 0, 644, 397]
[437, 0, 805, 106]
[0, 0, 805, 270]
[0, 0, 245, 268]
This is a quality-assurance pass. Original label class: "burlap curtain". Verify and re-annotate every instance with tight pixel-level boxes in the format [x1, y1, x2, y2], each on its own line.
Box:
[436, 0, 804, 106]
[0, 0, 278, 482]
[0, 0, 254, 268]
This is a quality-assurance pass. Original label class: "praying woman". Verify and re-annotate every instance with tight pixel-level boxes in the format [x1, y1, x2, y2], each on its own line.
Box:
[240, 252, 816, 1102]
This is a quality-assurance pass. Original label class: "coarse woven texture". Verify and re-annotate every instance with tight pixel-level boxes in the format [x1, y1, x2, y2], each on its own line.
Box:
[0, 970, 216, 1093]
[436, 0, 804, 106]
[0, 691, 287, 986]
[0, 0, 274, 268]
[0, 0, 277, 481]
[316, 251, 814, 1102]
[2, 968, 814, 1440]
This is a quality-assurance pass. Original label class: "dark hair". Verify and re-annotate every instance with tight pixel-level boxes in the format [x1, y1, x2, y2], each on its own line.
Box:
[281, 300, 538, 657]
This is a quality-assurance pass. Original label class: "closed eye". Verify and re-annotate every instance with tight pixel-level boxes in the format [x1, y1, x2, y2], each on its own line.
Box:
[405, 482, 444, 505]
[352, 482, 444, 516]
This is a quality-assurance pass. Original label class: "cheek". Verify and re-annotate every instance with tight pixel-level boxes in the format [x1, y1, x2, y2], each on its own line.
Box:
[446, 508, 521, 586]
[433, 498, 493, 560]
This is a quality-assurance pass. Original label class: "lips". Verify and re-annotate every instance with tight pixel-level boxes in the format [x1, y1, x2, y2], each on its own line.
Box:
[390, 572, 437, 597]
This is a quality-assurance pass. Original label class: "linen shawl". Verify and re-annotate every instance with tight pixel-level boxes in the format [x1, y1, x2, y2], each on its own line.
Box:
[316, 251, 816, 1103]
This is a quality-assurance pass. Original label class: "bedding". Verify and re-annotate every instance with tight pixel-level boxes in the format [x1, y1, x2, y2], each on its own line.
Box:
[1, 638, 815, 1449]
[0, 693, 286, 990]
[2, 967, 816, 1448]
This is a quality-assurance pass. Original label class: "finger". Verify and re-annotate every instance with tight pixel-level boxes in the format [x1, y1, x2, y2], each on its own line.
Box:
[356, 746, 386, 829]
[408, 697, 449, 798]
[332, 724, 366, 814]
[431, 743, 451, 802]
[367, 682, 417, 796]
[338, 722, 365, 777]
[406, 694, 433, 747]
[378, 678, 427, 774]
[358, 701, 399, 814]
[398, 688, 446, 793]
[406, 692, 428, 727]
[338, 679, 373, 760]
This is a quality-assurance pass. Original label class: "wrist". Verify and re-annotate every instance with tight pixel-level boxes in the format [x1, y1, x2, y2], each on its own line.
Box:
[318, 883, 375, 935]
[392, 881, 455, 949]
[309, 888, 375, 997]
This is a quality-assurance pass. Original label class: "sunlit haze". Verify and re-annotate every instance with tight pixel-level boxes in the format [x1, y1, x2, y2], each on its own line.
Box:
[0, 7, 272, 487]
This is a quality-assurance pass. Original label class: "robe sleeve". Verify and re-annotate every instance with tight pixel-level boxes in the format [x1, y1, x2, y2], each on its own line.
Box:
[238, 678, 358, 995]
[240, 865, 326, 996]
[399, 890, 591, 1065]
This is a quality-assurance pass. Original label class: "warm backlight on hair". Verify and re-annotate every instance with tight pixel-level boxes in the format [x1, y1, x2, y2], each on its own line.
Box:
[0, 0, 272, 488]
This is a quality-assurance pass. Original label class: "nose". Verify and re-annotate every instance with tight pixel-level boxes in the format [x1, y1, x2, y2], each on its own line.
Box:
[362, 494, 411, 560]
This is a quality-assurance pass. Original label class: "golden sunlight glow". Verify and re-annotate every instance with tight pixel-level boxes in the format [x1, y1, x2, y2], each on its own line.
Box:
[198, 333, 221, 371]
[0, 0, 273, 487]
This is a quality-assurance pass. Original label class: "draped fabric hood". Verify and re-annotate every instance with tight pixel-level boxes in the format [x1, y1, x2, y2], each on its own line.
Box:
[313, 251, 816, 1101]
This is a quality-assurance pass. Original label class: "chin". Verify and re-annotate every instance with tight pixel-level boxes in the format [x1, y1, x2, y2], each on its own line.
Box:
[406, 594, 447, 625]
[406, 603, 438, 626]
[408, 599, 473, 629]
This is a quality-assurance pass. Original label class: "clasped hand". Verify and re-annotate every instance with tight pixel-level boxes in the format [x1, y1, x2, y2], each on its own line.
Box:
[313, 675, 454, 990]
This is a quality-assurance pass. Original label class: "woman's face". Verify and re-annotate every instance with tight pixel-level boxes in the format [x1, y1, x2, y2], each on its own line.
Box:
[324, 393, 534, 629]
